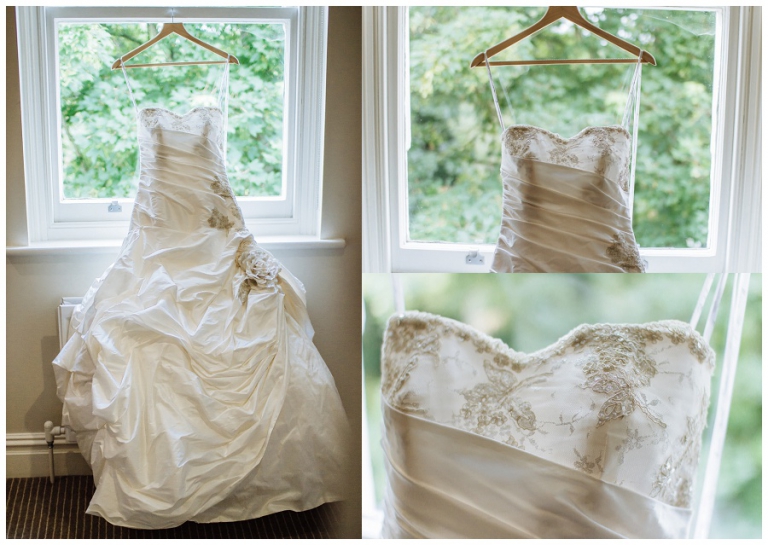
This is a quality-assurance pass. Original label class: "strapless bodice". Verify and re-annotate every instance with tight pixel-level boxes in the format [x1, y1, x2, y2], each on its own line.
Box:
[503, 124, 632, 189]
[492, 123, 646, 273]
[130, 105, 244, 244]
[380, 311, 714, 538]
[138, 106, 225, 142]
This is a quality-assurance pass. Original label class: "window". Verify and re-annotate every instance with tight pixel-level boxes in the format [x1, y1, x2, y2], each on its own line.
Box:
[16, 6, 327, 243]
[362, 7, 761, 272]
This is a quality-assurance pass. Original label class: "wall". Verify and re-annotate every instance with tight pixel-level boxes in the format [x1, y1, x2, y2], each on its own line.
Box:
[5, 6, 361, 537]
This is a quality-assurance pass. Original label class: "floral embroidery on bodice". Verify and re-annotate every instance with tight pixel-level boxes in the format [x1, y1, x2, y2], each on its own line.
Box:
[493, 123, 646, 273]
[503, 124, 632, 191]
[381, 311, 714, 508]
[139, 106, 227, 146]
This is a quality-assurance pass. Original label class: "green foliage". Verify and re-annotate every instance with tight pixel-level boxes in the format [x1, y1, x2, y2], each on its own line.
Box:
[363, 273, 762, 536]
[58, 22, 285, 200]
[407, 8, 716, 248]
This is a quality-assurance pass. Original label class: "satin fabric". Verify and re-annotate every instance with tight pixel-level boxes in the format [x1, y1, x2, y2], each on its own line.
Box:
[52, 105, 348, 529]
[380, 311, 714, 539]
[491, 127, 645, 273]
[382, 402, 692, 539]
[493, 147, 641, 272]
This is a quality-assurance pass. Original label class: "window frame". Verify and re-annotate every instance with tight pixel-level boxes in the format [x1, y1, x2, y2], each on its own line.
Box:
[362, 6, 761, 273]
[16, 6, 328, 243]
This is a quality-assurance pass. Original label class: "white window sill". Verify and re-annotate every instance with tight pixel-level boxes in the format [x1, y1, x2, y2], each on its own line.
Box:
[388, 241, 721, 273]
[362, 509, 384, 539]
[6, 236, 346, 257]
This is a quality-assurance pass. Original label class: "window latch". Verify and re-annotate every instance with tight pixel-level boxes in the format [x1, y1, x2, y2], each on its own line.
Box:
[465, 250, 485, 265]
[108, 200, 122, 213]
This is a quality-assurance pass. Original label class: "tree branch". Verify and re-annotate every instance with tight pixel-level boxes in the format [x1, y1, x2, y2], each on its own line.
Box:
[62, 122, 92, 173]
[107, 30, 144, 47]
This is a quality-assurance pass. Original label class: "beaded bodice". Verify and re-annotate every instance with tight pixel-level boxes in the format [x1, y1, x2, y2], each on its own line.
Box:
[382, 311, 714, 509]
[503, 124, 632, 191]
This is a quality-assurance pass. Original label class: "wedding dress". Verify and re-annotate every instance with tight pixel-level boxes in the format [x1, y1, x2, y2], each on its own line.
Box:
[380, 278, 723, 538]
[487, 53, 646, 272]
[52, 59, 348, 529]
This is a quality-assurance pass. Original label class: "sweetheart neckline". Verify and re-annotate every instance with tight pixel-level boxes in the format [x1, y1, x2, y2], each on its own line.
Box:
[501, 123, 631, 144]
[389, 310, 714, 365]
[139, 106, 223, 119]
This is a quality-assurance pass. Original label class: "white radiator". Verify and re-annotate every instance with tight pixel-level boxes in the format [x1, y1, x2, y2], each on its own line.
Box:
[58, 297, 83, 350]
[6, 298, 88, 478]
[56, 297, 84, 445]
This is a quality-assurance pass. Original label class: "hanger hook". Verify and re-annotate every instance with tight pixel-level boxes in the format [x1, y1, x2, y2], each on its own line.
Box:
[170, 8, 175, 24]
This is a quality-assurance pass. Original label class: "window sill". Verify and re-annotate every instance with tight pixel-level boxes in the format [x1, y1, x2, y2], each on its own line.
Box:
[389, 242, 720, 273]
[6, 236, 346, 257]
[362, 509, 384, 539]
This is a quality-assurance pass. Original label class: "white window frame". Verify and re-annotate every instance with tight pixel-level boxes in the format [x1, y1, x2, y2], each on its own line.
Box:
[362, 6, 761, 273]
[16, 6, 328, 243]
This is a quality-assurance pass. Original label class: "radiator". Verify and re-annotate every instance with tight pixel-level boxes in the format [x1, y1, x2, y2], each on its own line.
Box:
[56, 297, 84, 445]
[58, 297, 83, 350]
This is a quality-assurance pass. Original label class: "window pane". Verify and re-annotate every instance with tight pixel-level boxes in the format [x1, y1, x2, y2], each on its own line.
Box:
[407, 7, 717, 248]
[57, 22, 285, 200]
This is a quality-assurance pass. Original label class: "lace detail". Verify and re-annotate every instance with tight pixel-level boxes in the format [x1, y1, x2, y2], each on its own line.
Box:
[650, 395, 709, 507]
[503, 124, 631, 186]
[382, 312, 714, 508]
[587, 126, 630, 191]
[574, 324, 679, 428]
[687, 334, 711, 364]
[606, 232, 646, 272]
[211, 175, 234, 199]
[502, 125, 540, 161]
[208, 209, 234, 232]
[458, 361, 548, 437]
[549, 146, 581, 166]
[383, 313, 714, 404]
[209, 173, 245, 229]
[573, 448, 604, 475]
[139, 107, 225, 144]
[381, 317, 442, 414]
[614, 427, 663, 465]
[235, 235, 281, 301]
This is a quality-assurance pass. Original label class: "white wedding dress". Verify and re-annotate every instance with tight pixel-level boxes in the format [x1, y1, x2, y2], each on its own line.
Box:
[380, 278, 721, 538]
[52, 60, 348, 529]
[487, 53, 646, 272]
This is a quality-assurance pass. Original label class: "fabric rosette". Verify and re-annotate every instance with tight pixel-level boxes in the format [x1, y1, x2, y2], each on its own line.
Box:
[235, 235, 281, 300]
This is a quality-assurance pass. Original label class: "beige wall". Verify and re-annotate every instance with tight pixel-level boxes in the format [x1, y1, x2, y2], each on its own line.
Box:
[6, 6, 361, 536]
[7, 6, 28, 246]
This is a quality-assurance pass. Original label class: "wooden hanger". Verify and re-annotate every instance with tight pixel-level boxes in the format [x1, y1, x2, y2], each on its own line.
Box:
[471, 6, 656, 68]
[112, 22, 239, 70]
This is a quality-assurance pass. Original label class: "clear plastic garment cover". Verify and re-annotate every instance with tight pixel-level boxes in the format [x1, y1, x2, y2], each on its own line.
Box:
[52, 57, 349, 529]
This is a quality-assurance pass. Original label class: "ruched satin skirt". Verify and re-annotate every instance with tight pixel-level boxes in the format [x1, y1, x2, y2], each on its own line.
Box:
[53, 240, 348, 528]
